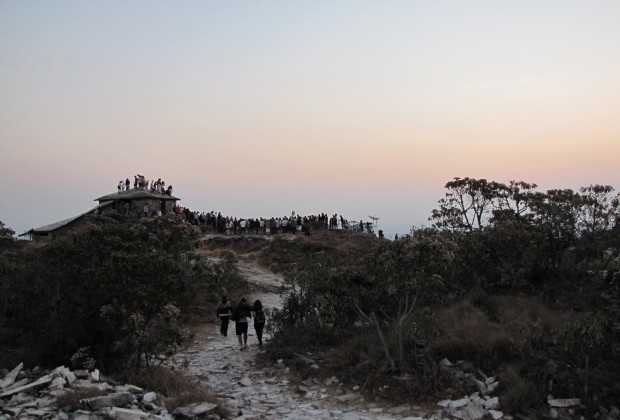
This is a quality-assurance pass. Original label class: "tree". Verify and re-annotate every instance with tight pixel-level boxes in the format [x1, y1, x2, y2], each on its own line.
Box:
[0, 220, 15, 242]
[9, 217, 207, 373]
[429, 177, 504, 232]
[574, 185, 620, 271]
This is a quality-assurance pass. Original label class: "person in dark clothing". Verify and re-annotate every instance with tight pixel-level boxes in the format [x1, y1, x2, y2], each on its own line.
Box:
[216, 296, 232, 337]
[232, 297, 252, 350]
[252, 299, 266, 347]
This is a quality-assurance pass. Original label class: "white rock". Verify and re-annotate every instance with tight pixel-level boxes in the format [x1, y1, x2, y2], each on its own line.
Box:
[49, 376, 67, 390]
[487, 381, 500, 393]
[0, 363, 23, 389]
[336, 393, 356, 402]
[449, 397, 471, 408]
[484, 396, 500, 410]
[485, 376, 496, 385]
[474, 379, 487, 394]
[239, 377, 253, 387]
[0, 374, 53, 398]
[488, 409, 504, 419]
[440, 358, 453, 367]
[548, 398, 580, 408]
[464, 403, 486, 420]
[89, 369, 100, 382]
[142, 391, 157, 403]
[109, 407, 150, 420]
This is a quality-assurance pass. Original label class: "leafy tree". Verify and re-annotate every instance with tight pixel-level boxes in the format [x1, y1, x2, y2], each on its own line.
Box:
[429, 177, 504, 232]
[0, 220, 15, 242]
[574, 185, 620, 271]
[0, 216, 237, 375]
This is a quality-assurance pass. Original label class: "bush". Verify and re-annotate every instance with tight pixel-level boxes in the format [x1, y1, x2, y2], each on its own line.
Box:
[0, 217, 246, 376]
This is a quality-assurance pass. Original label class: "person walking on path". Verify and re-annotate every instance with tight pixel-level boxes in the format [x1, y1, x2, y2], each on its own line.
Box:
[252, 299, 266, 347]
[232, 297, 252, 350]
[216, 296, 232, 337]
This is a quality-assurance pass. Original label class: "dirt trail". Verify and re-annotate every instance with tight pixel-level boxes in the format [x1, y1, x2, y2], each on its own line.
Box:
[165, 236, 434, 419]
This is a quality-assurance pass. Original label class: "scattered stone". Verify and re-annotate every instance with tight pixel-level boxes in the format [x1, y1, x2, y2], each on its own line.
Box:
[109, 407, 150, 419]
[449, 397, 471, 408]
[239, 377, 253, 387]
[548, 398, 581, 408]
[173, 402, 218, 418]
[0, 363, 23, 389]
[80, 392, 134, 411]
[336, 393, 357, 403]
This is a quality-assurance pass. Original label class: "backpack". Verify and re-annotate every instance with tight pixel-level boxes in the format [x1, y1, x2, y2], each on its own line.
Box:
[255, 310, 266, 323]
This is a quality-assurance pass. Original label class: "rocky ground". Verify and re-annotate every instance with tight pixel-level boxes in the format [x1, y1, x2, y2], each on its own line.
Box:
[164, 258, 441, 420]
[162, 246, 508, 419]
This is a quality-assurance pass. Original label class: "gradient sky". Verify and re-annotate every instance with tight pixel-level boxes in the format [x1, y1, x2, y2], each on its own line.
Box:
[1, 1, 619, 238]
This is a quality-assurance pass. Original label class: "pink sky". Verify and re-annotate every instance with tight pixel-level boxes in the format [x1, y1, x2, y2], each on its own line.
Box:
[1, 1, 619, 237]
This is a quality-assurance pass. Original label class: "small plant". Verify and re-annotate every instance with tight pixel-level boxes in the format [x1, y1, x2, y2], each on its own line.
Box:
[128, 366, 230, 417]
[69, 347, 96, 370]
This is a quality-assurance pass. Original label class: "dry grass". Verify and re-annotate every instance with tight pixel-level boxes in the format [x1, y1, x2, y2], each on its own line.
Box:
[432, 294, 579, 371]
[128, 366, 230, 418]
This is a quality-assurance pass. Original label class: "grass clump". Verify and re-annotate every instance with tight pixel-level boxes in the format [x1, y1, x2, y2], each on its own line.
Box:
[128, 366, 230, 418]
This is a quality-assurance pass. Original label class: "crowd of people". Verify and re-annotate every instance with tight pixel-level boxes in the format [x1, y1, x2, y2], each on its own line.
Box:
[174, 208, 375, 236]
[111, 176, 375, 235]
[117, 175, 173, 196]
[217, 295, 266, 350]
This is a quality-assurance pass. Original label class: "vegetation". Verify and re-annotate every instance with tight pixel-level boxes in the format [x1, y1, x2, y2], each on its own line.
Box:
[266, 178, 620, 415]
[0, 215, 246, 377]
[1, 176, 618, 417]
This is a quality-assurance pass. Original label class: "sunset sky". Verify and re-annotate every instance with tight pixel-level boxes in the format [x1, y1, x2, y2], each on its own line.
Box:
[1, 1, 619, 237]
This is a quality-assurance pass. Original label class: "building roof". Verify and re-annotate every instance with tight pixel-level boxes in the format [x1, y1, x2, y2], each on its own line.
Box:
[95, 189, 180, 202]
[20, 202, 112, 236]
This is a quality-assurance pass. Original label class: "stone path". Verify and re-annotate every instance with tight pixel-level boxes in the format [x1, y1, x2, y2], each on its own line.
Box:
[165, 255, 435, 419]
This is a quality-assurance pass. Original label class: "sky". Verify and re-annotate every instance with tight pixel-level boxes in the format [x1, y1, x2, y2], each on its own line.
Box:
[1, 1, 619, 238]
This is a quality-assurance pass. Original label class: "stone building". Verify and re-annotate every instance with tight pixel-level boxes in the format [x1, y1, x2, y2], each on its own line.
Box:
[20, 189, 180, 242]
[94, 189, 180, 216]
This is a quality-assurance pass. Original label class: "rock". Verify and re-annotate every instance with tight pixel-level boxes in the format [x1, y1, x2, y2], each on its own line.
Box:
[80, 392, 134, 411]
[49, 376, 67, 390]
[142, 392, 157, 403]
[0, 363, 23, 389]
[0, 374, 53, 398]
[549, 407, 559, 418]
[464, 403, 486, 420]
[336, 393, 356, 403]
[449, 397, 471, 408]
[90, 370, 100, 382]
[484, 396, 500, 410]
[440, 358, 453, 368]
[109, 407, 150, 419]
[387, 405, 409, 414]
[1, 378, 29, 392]
[474, 379, 487, 395]
[488, 410, 504, 419]
[239, 377, 253, 387]
[173, 402, 218, 418]
[548, 398, 581, 408]
[487, 381, 500, 393]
